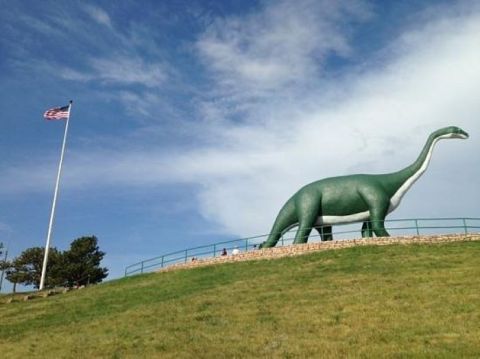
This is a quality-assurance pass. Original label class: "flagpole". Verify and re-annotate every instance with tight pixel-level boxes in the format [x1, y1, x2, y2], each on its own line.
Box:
[39, 100, 73, 291]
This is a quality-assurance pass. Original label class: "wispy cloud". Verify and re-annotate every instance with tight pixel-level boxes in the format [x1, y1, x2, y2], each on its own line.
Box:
[58, 67, 93, 82]
[3, 2, 172, 114]
[82, 4, 113, 28]
[196, 0, 371, 97]
[90, 57, 169, 88]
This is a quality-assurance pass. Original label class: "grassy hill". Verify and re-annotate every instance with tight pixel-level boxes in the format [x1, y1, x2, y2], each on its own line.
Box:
[1, 240, 480, 358]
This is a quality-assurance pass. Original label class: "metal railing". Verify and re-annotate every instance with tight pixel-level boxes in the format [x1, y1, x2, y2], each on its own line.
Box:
[124, 217, 480, 276]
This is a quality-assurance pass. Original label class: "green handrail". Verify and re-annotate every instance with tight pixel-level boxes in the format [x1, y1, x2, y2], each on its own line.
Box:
[124, 217, 480, 276]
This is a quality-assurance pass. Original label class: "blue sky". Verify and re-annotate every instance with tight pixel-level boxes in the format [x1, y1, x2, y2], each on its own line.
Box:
[1, 0, 479, 291]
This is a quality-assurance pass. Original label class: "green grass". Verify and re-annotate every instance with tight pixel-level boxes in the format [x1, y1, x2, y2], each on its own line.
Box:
[1, 241, 480, 358]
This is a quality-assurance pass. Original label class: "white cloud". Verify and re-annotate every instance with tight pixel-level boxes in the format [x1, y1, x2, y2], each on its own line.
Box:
[83, 4, 113, 28]
[9, 4, 169, 90]
[59, 67, 93, 82]
[89, 57, 168, 88]
[37, 56, 169, 90]
[196, 0, 371, 96]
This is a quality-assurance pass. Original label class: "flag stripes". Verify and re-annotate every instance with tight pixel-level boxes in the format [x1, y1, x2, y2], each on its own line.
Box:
[44, 105, 70, 120]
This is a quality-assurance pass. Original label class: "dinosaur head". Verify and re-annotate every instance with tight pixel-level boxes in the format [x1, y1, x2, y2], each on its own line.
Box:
[434, 126, 469, 140]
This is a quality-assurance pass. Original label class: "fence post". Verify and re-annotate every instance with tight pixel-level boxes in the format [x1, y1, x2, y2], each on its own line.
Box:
[414, 219, 420, 235]
[245, 239, 248, 251]
[213, 244, 216, 257]
[185, 249, 188, 263]
[141, 261, 144, 274]
[463, 218, 468, 234]
[281, 234, 284, 246]
[161, 256, 164, 268]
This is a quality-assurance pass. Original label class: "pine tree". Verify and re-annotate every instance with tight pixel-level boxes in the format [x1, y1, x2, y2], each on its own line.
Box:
[61, 236, 108, 287]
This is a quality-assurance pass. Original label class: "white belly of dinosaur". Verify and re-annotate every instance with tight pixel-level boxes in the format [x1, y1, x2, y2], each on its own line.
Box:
[283, 211, 372, 233]
[315, 200, 403, 226]
[315, 211, 371, 225]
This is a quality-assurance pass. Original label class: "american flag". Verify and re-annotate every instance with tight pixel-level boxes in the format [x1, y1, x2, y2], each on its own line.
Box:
[44, 104, 70, 120]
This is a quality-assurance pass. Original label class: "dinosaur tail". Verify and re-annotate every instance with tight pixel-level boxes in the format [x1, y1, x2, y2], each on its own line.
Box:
[260, 198, 297, 248]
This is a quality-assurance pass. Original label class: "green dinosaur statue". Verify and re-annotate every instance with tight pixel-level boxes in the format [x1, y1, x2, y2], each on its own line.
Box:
[260, 126, 469, 248]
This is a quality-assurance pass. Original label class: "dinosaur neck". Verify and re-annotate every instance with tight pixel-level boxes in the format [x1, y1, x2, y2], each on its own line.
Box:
[384, 132, 446, 201]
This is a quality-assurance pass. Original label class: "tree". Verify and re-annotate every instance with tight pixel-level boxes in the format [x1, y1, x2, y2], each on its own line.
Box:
[3, 247, 64, 290]
[61, 236, 108, 287]
[1, 259, 28, 293]
[3, 236, 108, 291]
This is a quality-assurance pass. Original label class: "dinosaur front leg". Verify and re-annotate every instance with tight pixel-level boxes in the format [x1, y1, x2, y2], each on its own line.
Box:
[369, 205, 390, 237]
[316, 225, 333, 241]
[359, 189, 390, 237]
[293, 192, 320, 244]
[361, 222, 373, 238]
[293, 221, 315, 244]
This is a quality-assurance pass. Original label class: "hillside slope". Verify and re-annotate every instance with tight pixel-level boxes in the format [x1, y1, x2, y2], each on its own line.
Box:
[1, 239, 480, 358]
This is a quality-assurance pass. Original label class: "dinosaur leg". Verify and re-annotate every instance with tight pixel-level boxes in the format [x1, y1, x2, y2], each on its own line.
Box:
[261, 198, 297, 248]
[359, 189, 390, 237]
[361, 222, 373, 238]
[293, 192, 320, 244]
[293, 219, 315, 244]
[316, 226, 333, 241]
[369, 205, 390, 237]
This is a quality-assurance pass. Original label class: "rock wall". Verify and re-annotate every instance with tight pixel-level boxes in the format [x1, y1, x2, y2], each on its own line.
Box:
[158, 233, 480, 273]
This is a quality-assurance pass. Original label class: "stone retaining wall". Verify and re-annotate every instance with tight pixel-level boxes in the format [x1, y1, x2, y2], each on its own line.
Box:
[158, 233, 480, 273]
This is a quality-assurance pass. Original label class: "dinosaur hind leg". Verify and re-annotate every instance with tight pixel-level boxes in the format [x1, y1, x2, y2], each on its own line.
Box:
[316, 225, 333, 241]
